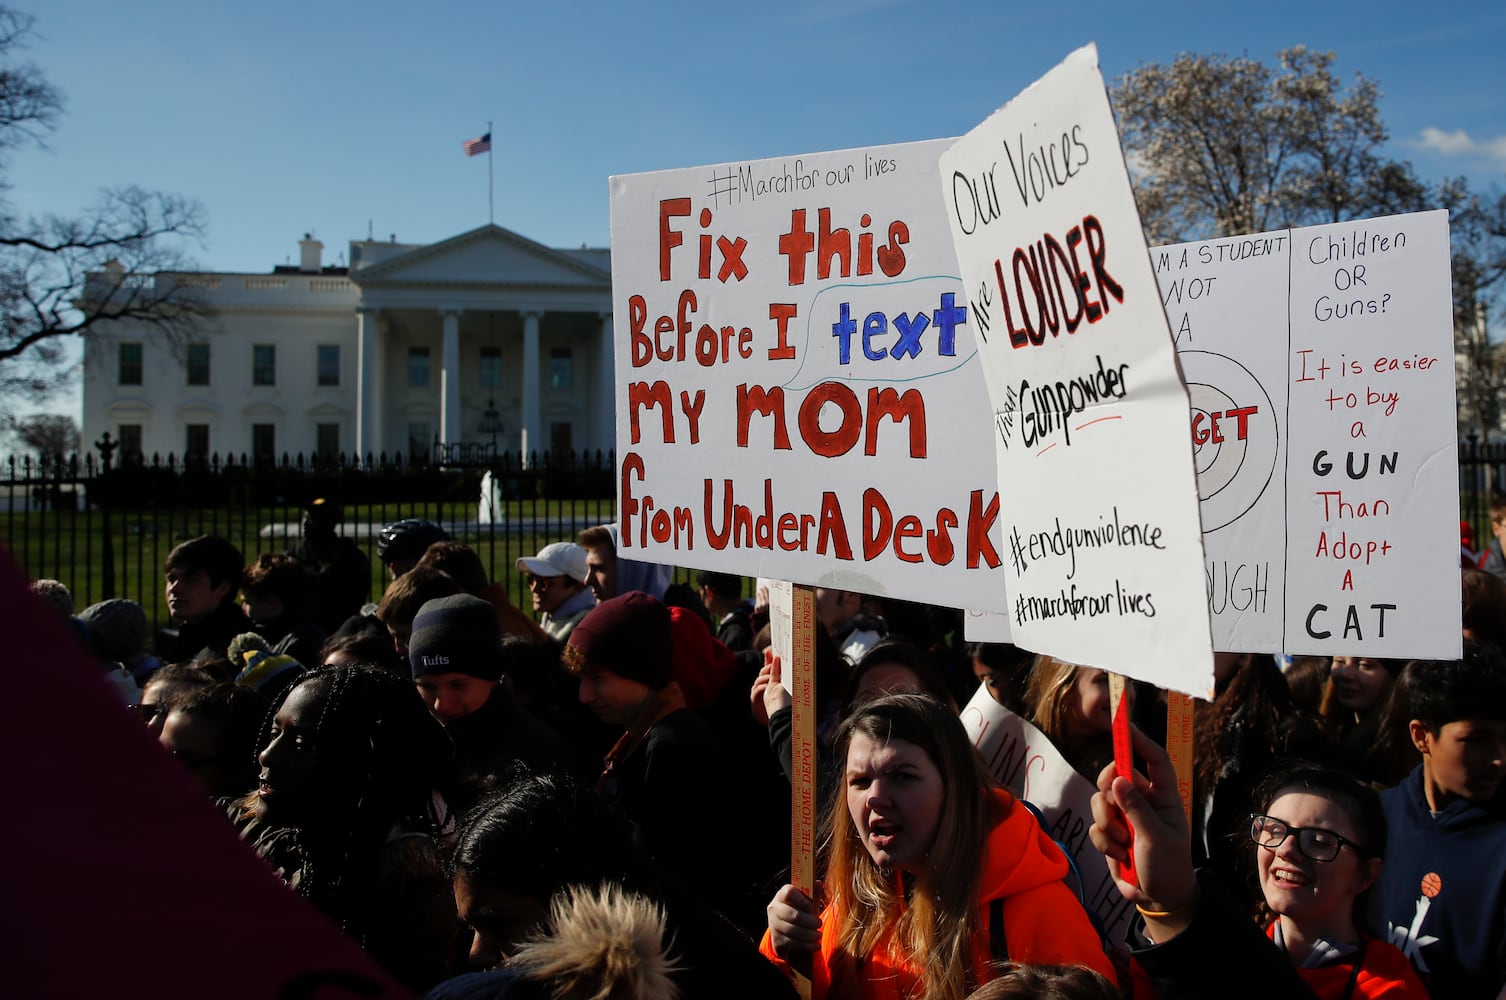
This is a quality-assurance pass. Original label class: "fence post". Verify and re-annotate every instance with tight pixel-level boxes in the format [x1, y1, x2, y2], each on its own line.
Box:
[96, 432, 118, 598]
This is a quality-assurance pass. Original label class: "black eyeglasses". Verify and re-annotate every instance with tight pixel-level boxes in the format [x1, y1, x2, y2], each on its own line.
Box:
[1249, 814, 1365, 862]
[135, 702, 166, 722]
[526, 574, 561, 588]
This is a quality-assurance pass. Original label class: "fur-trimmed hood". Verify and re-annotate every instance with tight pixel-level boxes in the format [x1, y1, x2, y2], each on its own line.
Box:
[511, 884, 679, 1000]
[426, 884, 679, 1000]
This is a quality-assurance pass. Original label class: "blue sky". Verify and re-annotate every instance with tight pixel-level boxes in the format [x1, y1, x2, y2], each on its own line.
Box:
[7, 0, 1506, 417]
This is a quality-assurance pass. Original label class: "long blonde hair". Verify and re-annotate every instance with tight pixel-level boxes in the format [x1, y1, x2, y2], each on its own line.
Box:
[1023, 657, 1115, 780]
[823, 693, 994, 1000]
[1022, 656, 1082, 748]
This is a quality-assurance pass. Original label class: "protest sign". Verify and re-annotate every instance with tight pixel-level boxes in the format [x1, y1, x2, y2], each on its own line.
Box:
[608, 140, 1008, 612]
[958, 685, 1134, 944]
[968, 209, 1459, 660]
[1156, 210, 1459, 657]
[939, 44, 1214, 696]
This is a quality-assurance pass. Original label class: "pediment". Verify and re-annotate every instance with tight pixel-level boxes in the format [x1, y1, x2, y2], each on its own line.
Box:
[177, 397, 223, 417]
[105, 397, 154, 416]
[354, 225, 610, 289]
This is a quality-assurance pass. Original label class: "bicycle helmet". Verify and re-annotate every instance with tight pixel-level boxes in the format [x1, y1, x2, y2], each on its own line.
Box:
[377, 518, 451, 565]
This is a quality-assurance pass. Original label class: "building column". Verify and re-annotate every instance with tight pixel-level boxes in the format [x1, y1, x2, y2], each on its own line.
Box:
[597, 312, 615, 455]
[356, 307, 380, 459]
[521, 310, 541, 465]
[440, 308, 462, 445]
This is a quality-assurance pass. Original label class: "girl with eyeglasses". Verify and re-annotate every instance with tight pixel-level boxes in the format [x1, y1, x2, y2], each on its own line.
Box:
[1091, 730, 1427, 999]
[1249, 764, 1426, 998]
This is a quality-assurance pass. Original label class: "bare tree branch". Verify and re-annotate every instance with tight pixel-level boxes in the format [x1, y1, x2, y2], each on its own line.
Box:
[0, 7, 210, 393]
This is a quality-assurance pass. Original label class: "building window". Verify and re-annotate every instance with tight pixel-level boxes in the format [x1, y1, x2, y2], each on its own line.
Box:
[317, 345, 340, 386]
[187, 343, 211, 386]
[118, 424, 142, 463]
[550, 422, 573, 456]
[118, 343, 143, 386]
[252, 344, 276, 386]
[407, 421, 431, 462]
[408, 346, 430, 388]
[480, 347, 502, 388]
[316, 422, 340, 458]
[549, 348, 573, 389]
[252, 423, 275, 461]
[185, 424, 209, 460]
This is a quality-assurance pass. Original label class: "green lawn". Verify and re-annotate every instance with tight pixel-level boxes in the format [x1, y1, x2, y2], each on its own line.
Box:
[2, 496, 620, 634]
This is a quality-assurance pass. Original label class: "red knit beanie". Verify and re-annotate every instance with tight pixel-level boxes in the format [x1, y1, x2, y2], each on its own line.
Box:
[567, 591, 672, 688]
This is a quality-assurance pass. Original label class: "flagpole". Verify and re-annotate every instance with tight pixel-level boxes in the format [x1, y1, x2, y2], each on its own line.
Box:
[487, 119, 494, 225]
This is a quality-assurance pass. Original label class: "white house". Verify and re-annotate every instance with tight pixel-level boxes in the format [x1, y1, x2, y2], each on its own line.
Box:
[81, 225, 614, 464]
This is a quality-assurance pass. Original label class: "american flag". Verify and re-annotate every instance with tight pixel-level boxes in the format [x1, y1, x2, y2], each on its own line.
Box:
[462, 132, 492, 157]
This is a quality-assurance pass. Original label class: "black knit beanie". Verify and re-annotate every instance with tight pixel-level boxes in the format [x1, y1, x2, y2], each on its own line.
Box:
[409, 594, 504, 681]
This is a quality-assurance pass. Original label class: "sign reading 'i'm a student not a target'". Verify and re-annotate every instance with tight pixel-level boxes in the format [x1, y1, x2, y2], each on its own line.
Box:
[1160, 210, 1459, 660]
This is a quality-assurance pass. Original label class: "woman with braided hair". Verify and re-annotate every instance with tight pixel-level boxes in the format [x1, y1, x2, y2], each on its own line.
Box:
[232, 664, 460, 991]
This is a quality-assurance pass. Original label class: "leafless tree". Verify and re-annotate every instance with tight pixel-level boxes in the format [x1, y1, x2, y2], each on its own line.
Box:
[3, 410, 77, 455]
[0, 5, 210, 398]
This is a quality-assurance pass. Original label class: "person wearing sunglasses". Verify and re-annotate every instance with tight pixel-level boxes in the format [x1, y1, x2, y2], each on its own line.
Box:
[134, 663, 215, 734]
[158, 683, 268, 799]
[1091, 731, 1426, 999]
[515, 541, 594, 642]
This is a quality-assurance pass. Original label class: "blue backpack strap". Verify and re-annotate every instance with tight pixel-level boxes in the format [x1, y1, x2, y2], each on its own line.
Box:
[1018, 797, 1109, 944]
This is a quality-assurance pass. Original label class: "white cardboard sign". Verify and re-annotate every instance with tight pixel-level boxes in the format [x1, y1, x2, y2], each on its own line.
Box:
[1159, 211, 1460, 656]
[939, 44, 1214, 696]
[958, 686, 1134, 944]
[608, 141, 1008, 612]
[969, 211, 1460, 661]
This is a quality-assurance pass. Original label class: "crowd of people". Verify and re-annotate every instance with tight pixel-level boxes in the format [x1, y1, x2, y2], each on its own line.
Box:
[34, 502, 1506, 999]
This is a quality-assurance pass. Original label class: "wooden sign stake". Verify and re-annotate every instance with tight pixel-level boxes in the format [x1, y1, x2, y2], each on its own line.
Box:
[1165, 690, 1196, 829]
[789, 583, 818, 1000]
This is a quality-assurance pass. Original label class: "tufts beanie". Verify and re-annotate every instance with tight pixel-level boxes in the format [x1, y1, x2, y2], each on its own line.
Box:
[409, 593, 504, 681]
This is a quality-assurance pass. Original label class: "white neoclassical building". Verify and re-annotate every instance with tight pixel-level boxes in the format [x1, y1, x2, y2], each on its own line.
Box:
[81, 226, 614, 464]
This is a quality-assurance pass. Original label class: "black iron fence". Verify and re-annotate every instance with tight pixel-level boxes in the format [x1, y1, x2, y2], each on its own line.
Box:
[8, 437, 1503, 636]
[2, 445, 617, 637]
[1460, 436, 1506, 547]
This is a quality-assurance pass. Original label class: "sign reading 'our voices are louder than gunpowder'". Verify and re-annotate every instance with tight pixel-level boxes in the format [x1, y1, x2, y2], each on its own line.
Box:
[940, 44, 1213, 695]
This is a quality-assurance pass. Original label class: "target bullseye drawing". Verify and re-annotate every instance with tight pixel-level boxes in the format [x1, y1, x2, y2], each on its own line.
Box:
[1181, 350, 1279, 533]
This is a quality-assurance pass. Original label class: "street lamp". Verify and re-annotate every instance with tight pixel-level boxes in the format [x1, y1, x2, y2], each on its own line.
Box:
[479, 398, 502, 450]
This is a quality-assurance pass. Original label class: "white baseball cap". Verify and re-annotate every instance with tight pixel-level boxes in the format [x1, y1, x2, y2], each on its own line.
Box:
[515, 541, 589, 582]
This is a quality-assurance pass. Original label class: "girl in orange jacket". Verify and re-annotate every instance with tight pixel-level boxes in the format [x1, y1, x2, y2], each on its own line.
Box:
[762, 693, 1115, 1000]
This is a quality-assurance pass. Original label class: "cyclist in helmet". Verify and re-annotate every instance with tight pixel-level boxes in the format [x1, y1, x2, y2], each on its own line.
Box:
[377, 518, 451, 578]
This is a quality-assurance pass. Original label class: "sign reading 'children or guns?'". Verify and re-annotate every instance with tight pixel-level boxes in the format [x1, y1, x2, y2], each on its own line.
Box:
[1158, 210, 1458, 658]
